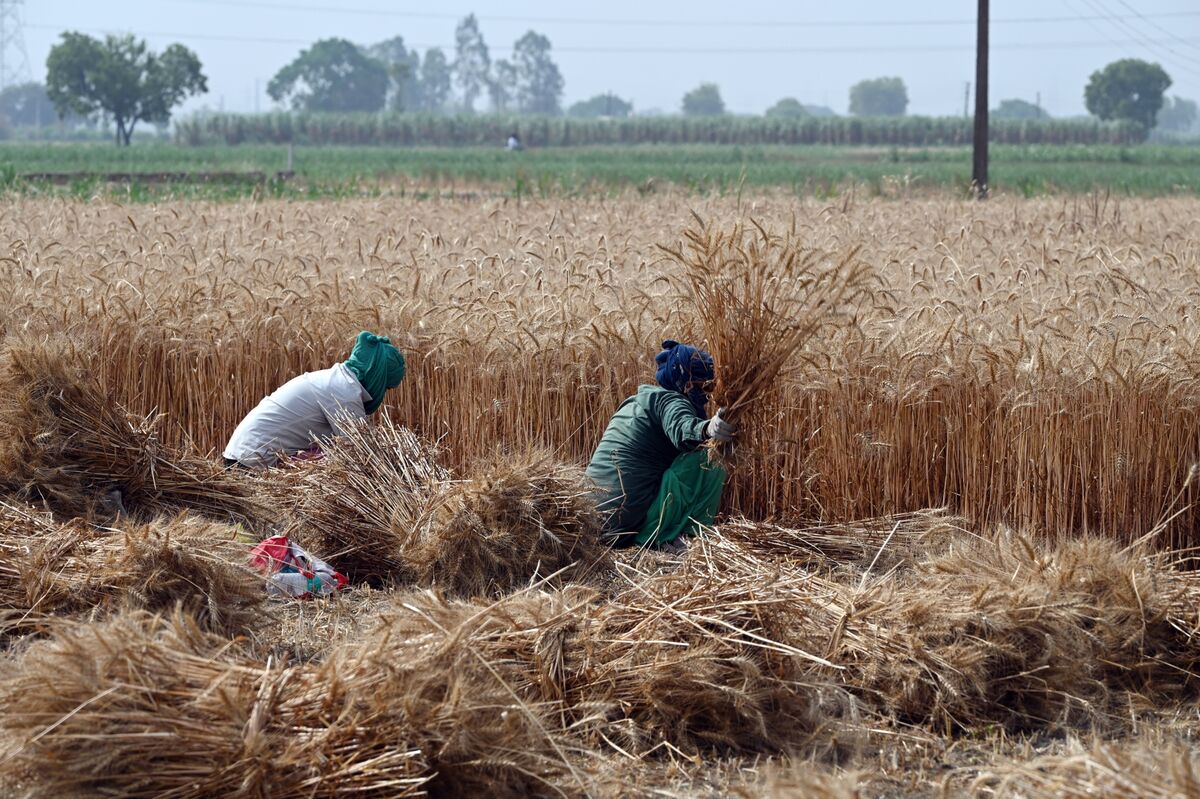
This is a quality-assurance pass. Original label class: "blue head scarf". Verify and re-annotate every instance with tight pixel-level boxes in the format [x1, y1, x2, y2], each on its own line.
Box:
[654, 339, 714, 415]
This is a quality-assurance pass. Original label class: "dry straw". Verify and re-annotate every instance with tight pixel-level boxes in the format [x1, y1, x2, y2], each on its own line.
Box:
[0, 335, 263, 524]
[4, 517, 1200, 797]
[969, 738, 1200, 798]
[0, 503, 264, 637]
[0, 611, 432, 799]
[816, 530, 1200, 731]
[263, 415, 610, 594]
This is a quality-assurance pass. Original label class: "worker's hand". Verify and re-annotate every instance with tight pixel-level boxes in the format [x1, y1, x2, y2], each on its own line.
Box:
[706, 408, 735, 442]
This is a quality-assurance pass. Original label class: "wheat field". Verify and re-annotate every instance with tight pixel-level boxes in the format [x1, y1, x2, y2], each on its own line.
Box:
[2, 190, 1200, 798]
[2, 191, 1197, 541]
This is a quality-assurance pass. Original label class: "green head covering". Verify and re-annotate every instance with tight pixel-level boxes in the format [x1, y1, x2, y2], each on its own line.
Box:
[344, 331, 405, 415]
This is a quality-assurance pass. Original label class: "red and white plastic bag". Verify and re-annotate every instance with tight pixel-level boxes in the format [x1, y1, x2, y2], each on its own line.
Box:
[249, 535, 348, 598]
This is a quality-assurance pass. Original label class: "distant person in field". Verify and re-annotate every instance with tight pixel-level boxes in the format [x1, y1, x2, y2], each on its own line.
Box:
[506, 131, 522, 151]
[223, 331, 405, 468]
[586, 340, 735, 552]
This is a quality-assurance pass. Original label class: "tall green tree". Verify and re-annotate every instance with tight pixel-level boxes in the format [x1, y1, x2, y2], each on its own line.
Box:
[45, 32, 206, 146]
[992, 98, 1049, 120]
[512, 32, 563, 114]
[489, 59, 517, 113]
[366, 36, 421, 112]
[268, 38, 387, 113]
[765, 97, 807, 119]
[568, 93, 632, 118]
[682, 83, 725, 116]
[1085, 58, 1171, 133]
[453, 14, 491, 112]
[848, 77, 908, 116]
[419, 48, 452, 113]
[1156, 95, 1196, 132]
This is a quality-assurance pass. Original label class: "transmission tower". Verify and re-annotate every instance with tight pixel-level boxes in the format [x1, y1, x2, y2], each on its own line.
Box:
[0, 0, 31, 91]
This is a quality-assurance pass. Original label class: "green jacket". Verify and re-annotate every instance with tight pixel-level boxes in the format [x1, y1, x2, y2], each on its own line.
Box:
[586, 385, 709, 533]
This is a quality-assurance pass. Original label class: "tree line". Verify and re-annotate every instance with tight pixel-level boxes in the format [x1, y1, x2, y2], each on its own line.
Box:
[6, 16, 1197, 146]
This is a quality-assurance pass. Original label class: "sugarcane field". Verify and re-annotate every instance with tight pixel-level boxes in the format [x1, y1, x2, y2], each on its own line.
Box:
[0, 189, 1197, 799]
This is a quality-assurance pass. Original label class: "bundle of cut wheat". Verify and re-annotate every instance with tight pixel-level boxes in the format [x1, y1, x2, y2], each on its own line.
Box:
[338, 588, 593, 796]
[660, 216, 871, 515]
[263, 414, 448, 584]
[562, 551, 840, 755]
[0, 335, 263, 524]
[0, 505, 264, 636]
[279, 417, 610, 595]
[968, 737, 1200, 799]
[0, 610, 432, 799]
[414, 448, 611, 596]
[66, 514, 265, 636]
[0, 502, 92, 635]
[821, 531, 1200, 731]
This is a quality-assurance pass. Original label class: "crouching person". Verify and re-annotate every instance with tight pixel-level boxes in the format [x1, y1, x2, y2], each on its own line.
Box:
[223, 331, 405, 468]
[586, 339, 734, 552]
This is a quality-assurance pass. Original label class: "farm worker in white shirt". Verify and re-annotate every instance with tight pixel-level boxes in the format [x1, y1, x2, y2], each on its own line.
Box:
[223, 331, 406, 468]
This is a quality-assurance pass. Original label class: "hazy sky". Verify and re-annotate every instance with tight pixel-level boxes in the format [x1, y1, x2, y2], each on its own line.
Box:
[17, 0, 1200, 118]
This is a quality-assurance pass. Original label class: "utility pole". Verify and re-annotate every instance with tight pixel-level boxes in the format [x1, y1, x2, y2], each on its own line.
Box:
[963, 82, 970, 119]
[972, 0, 989, 199]
[0, 0, 31, 91]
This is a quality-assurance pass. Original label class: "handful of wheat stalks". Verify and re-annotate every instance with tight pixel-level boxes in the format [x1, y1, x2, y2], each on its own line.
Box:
[662, 213, 872, 466]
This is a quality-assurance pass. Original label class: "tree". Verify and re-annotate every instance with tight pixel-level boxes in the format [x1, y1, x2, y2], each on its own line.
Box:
[803, 104, 838, 117]
[1085, 58, 1171, 133]
[765, 97, 807, 119]
[488, 59, 517, 113]
[419, 48, 452, 113]
[848, 77, 908, 116]
[0, 82, 58, 127]
[682, 83, 725, 116]
[366, 36, 421, 112]
[992, 98, 1049, 120]
[454, 14, 491, 112]
[1156, 95, 1197, 132]
[268, 38, 387, 113]
[568, 93, 633, 118]
[45, 32, 206, 146]
[512, 32, 564, 114]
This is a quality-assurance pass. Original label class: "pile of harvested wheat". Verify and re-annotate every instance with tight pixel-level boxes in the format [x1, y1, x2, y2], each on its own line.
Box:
[0, 503, 263, 637]
[3, 517, 1200, 798]
[0, 335, 262, 524]
[265, 415, 610, 595]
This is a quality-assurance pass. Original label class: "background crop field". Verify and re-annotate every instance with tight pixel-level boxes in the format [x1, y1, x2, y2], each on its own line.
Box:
[3, 142, 1199, 198]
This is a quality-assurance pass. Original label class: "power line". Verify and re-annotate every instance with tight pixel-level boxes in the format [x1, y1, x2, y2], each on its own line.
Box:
[23, 22, 1200, 55]
[1104, 0, 1200, 66]
[1078, 0, 1200, 76]
[158, 0, 1200, 30]
[1113, 0, 1200, 55]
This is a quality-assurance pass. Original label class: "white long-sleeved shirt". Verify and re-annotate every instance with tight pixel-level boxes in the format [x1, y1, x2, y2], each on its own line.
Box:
[223, 363, 370, 467]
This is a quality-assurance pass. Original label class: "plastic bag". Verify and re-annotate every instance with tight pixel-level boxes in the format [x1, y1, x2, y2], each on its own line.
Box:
[249, 535, 347, 598]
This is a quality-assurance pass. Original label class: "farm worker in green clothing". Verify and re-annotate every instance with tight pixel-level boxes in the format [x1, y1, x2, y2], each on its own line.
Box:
[586, 340, 735, 551]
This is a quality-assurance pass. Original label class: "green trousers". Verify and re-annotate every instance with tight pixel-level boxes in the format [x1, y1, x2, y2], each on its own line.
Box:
[635, 450, 728, 546]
